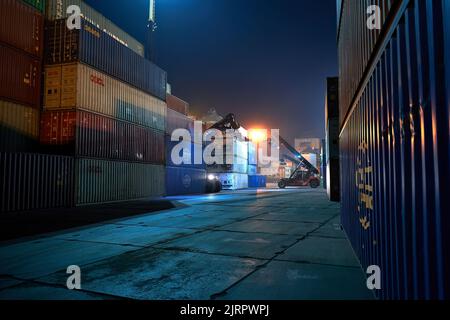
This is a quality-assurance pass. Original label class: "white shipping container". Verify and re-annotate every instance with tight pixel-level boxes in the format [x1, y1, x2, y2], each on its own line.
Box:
[46, 0, 145, 57]
[44, 63, 167, 132]
[218, 173, 248, 190]
[222, 139, 248, 160]
[76, 158, 165, 205]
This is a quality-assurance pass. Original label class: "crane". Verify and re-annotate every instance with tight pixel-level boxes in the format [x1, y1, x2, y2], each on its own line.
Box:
[208, 113, 241, 131]
[146, 0, 157, 61]
[276, 136, 320, 189]
[208, 113, 321, 189]
[278, 136, 319, 175]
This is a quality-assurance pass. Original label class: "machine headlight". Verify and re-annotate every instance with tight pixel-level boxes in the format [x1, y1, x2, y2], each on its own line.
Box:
[208, 174, 216, 181]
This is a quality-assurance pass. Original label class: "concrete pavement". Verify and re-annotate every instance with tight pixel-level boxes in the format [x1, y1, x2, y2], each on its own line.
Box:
[0, 188, 374, 300]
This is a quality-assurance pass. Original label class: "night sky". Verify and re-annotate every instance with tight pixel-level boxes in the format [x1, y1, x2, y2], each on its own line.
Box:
[85, 0, 338, 143]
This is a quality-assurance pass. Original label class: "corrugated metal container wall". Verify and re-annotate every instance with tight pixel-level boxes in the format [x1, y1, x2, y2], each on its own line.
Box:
[76, 159, 165, 205]
[45, 19, 167, 101]
[166, 108, 194, 136]
[23, 0, 45, 12]
[0, 45, 41, 108]
[218, 173, 248, 190]
[321, 138, 327, 189]
[338, 0, 394, 127]
[0, 0, 44, 58]
[339, 0, 450, 300]
[0, 100, 39, 152]
[0, 152, 74, 212]
[325, 77, 340, 201]
[44, 63, 166, 131]
[45, 0, 144, 57]
[167, 94, 189, 115]
[248, 175, 266, 188]
[165, 167, 206, 196]
[40, 110, 165, 164]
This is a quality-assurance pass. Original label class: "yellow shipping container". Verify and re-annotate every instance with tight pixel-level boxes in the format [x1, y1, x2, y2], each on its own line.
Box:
[43, 63, 167, 132]
[0, 100, 39, 138]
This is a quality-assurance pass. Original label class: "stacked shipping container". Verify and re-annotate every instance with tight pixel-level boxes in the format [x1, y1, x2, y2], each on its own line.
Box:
[165, 96, 206, 195]
[325, 77, 340, 201]
[248, 175, 266, 188]
[207, 134, 249, 190]
[338, 0, 450, 299]
[45, 18, 166, 101]
[45, 0, 144, 57]
[0, 0, 169, 211]
[0, 0, 43, 154]
[38, 1, 167, 205]
[0, 0, 56, 213]
[247, 138, 266, 188]
[0, 153, 74, 212]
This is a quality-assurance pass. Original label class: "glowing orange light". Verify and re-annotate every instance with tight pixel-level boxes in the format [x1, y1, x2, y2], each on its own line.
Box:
[248, 129, 267, 142]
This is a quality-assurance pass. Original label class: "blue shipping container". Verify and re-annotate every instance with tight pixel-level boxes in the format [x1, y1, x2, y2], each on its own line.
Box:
[248, 175, 266, 188]
[166, 166, 206, 196]
[338, 0, 450, 300]
[45, 18, 167, 101]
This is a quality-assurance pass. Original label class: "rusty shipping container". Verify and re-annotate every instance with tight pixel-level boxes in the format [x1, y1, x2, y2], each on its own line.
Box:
[167, 94, 189, 115]
[0, 100, 39, 152]
[45, 18, 167, 101]
[0, 44, 41, 108]
[0, 152, 74, 212]
[40, 110, 165, 164]
[44, 63, 166, 131]
[338, 0, 450, 299]
[45, 0, 144, 57]
[0, 0, 44, 58]
[76, 158, 165, 205]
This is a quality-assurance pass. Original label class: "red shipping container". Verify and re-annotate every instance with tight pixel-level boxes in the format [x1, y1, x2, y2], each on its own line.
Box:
[40, 110, 77, 144]
[0, 44, 41, 108]
[167, 94, 189, 115]
[0, 0, 44, 58]
[41, 110, 165, 164]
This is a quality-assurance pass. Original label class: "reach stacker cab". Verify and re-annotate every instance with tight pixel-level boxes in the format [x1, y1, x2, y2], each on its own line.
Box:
[278, 170, 321, 189]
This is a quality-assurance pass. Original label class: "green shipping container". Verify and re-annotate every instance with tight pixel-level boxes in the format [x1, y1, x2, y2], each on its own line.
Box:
[22, 0, 45, 12]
